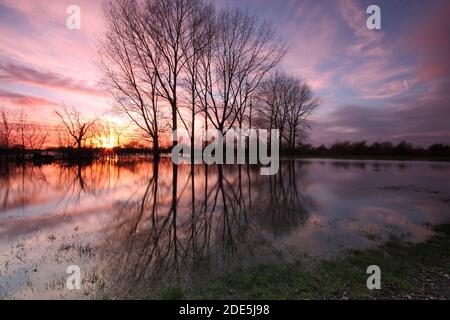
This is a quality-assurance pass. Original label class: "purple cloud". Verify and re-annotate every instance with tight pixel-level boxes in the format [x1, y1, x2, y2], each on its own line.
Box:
[0, 88, 57, 108]
[0, 60, 104, 97]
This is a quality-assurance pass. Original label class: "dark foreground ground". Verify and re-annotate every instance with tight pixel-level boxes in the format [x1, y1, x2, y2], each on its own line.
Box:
[133, 224, 450, 300]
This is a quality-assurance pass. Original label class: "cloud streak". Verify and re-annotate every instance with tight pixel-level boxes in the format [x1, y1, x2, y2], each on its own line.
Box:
[0, 89, 57, 108]
[0, 60, 104, 96]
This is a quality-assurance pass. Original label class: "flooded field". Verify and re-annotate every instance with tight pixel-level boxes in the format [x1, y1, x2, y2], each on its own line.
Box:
[1, 157, 449, 299]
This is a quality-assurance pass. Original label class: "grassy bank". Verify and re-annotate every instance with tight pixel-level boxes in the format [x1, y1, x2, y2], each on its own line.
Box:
[153, 224, 450, 300]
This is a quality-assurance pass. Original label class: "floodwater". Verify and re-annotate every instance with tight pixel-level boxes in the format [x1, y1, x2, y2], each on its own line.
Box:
[0, 157, 449, 299]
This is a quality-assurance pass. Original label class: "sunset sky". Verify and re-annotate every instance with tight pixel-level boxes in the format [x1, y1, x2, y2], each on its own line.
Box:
[0, 0, 449, 146]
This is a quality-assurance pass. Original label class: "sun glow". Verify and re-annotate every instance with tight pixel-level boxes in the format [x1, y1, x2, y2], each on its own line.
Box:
[97, 136, 117, 149]
[103, 142, 115, 149]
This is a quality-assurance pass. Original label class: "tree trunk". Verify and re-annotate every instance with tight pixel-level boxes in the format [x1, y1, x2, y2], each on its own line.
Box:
[153, 136, 159, 160]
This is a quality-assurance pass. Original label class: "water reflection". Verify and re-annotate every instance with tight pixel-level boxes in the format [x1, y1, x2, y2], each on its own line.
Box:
[0, 158, 449, 298]
[103, 160, 313, 295]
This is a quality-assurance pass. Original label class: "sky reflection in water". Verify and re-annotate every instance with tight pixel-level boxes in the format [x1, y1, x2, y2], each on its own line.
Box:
[0, 158, 449, 298]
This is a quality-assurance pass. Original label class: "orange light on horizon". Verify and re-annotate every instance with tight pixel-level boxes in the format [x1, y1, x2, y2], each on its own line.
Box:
[97, 136, 118, 149]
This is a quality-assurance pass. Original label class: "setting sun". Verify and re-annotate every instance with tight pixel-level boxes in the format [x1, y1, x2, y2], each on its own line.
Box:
[97, 136, 117, 149]
[103, 142, 115, 149]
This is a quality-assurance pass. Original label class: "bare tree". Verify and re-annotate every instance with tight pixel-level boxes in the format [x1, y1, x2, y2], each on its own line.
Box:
[15, 110, 26, 149]
[180, 2, 215, 157]
[256, 72, 319, 149]
[92, 120, 111, 149]
[102, 0, 206, 148]
[254, 72, 289, 145]
[90, 120, 123, 149]
[101, 0, 163, 152]
[197, 8, 285, 135]
[0, 109, 13, 150]
[285, 80, 319, 149]
[26, 125, 49, 151]
[99, 0, 317, 155]
[113, 126, 124, 148]
[56, 129, 71, 149]
[143, 0, 204, 145]
[55, 107, 97, 150]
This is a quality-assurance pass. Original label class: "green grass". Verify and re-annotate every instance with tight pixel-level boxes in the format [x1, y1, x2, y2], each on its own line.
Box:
[148, 224, 450, 300]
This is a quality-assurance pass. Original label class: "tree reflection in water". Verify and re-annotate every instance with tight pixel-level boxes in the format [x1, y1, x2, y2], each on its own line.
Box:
[0, 162, 48, 211]
[103, 158, 312, 297]
[2, 158, 448, 299]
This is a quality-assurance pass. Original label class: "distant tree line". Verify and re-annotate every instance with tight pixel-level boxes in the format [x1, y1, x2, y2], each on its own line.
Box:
[1, 107, 137, 160]
[2, 106, 449, 160]
[0, 109, 48, 156]
[294, 141, 450, 157]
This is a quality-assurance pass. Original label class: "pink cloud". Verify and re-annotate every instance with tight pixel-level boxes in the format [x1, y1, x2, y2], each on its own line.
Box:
[338, 0, 386, 57]
[0, 89, 57, 108]
[341, 60, 414, 99]
[408, 2, 450, 81]
[0, 60, 104, 96]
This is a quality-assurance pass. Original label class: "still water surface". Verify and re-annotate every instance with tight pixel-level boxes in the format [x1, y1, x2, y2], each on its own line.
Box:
[0, 157, 449, 298]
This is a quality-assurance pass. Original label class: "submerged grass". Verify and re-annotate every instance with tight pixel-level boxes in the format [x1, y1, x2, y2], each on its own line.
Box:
[146, 224, 450, 300]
